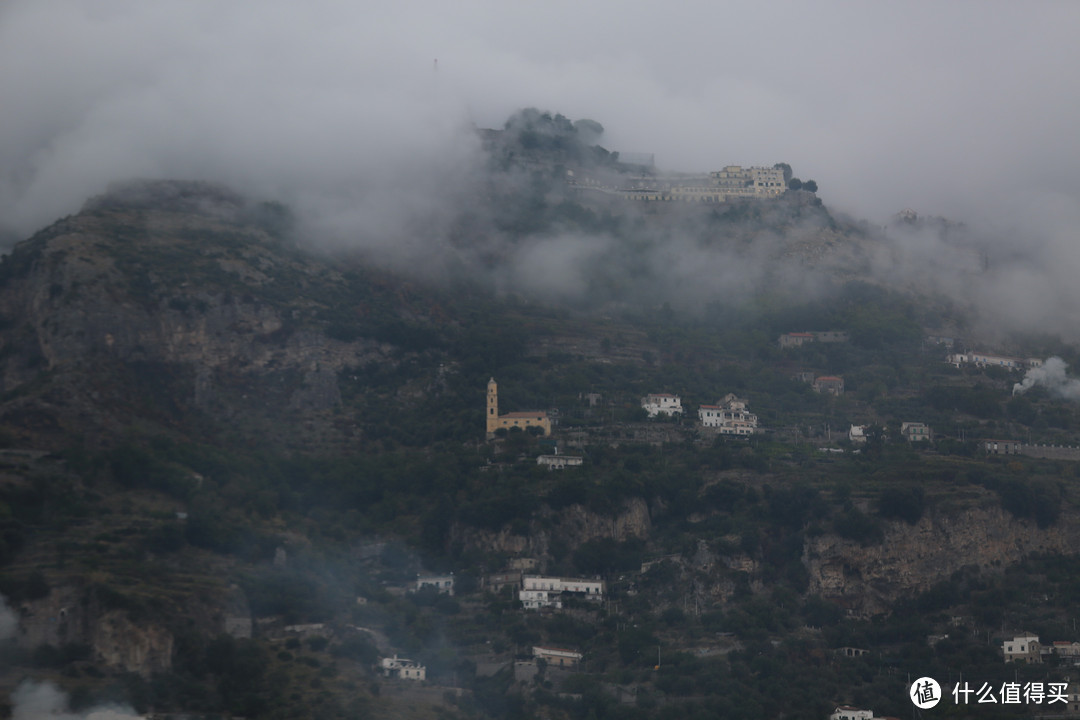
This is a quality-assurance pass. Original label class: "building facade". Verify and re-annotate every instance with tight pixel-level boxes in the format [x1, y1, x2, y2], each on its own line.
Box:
[642, 393, 683, 418]
[900, 422, 932, 442]
[416, 574, 454, 596]
[380, 655, 427, 680]
[829, 707, 873, 720]
[1004, 634, 1042, 664]
[487, 378, 551, 438]
[948, 353, 1042, 370]
[779, 331, 849, 349]
[813, 376, 845, 396]
[698, 394, 758, 435]
[532, 646, 584, 667]
[537, 454, 584, 470]
[519, 576, 604, 610]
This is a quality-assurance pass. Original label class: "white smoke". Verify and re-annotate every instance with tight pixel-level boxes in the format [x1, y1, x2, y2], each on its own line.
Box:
[1013, 357, 1080, 400]
[0, 593, 17, 640]
[11, 681, 144, 720]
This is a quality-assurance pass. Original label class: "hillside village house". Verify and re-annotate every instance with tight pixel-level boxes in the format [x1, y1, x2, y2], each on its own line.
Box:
[698, 394, 759, 435]
[778, 332, 815, 349]
[520, 576, 604, 610]
[509, 557, 538, 571]
[813, 376, 845, 396]
[416, 574, 454, 596]
[985, 439, 1023, 455]
[537, 453, 584, 470]
[1068, 682, 1080, 714]
[487, 378, 551, 438]
[900, 422, 932, 442]
[532, 646, 584, 668]
[1004, 634, 1042, 663]
[380, 655, 426, 680]
[947, 353, 1043, 370]
[848, 425, 867, 444]
[641, 393, 683, 418]
[836, 647, 869, 658]
[779, 330, 850, 349]
[999, 635, 1080, 666]
[925, 334, 957, 348]
[484, 571, 523, 591]
[1053, 641, 1080, 665]
[829, 706, 873, 720]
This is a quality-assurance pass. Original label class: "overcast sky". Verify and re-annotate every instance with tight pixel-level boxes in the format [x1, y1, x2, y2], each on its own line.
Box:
[1, 0, 1077, 246]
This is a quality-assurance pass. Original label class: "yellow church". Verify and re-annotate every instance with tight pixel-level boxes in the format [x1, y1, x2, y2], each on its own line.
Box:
[486, 378, 551, 438]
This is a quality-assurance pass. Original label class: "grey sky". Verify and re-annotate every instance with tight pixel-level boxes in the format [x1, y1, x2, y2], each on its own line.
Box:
[1, 1, 1077, 293]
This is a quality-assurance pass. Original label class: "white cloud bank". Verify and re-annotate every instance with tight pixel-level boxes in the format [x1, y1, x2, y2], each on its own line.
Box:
[2, 1, 1080, 335]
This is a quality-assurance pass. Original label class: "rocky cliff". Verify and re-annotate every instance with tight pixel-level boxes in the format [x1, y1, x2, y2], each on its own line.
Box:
[0, 181, 427, 451]
[14, 580, 238, 676]
[805, 501, 1080, 615]
[450, 498, 651, 567]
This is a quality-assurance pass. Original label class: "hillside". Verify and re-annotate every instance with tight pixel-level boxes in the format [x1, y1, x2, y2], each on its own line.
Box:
[0, 163, 1079, 719]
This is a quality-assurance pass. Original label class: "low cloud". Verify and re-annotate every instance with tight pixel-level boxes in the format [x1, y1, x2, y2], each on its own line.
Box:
[12, 681, 143, 720]
[1, 1, 1079, 340]
[0, 593, 16, 641]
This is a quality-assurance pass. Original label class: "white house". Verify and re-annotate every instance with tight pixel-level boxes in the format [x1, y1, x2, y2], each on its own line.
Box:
[537, 454, 584, 470]
[829, 706, 873, 720]
[779, 331, 848, 348]
[699, 394, 758, 435]
[779, 332, 816, 349]
[1052, 641, 1080, 664]
[416, 574, 454, 596]
[900, 422, 932, 442]
[532, 646, 583, 667]
[948, 353, 1040, 371]
[642, 393, 683, 417]
[520, 576, 604, 610]
[848, 425, 867, 444]
[813, 376, 845, 396]
[380, 655, 427, 680]
[1004, 634, 1042, 664]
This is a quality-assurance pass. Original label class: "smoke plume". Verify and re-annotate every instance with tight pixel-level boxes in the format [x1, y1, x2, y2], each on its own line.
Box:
[1013, 357, 1080, 400]
[0, 594, 16, 641]
[12, 681, 143, 720]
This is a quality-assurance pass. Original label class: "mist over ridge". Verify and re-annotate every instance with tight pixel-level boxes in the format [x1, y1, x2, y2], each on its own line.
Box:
[1, 0, 1078, 341]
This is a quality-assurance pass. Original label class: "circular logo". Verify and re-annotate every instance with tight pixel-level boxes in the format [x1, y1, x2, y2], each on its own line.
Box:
[910, 677, 941, 709]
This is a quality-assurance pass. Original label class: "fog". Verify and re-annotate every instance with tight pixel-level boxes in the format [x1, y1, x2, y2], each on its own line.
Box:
[11, 681, 143, 720]
[1, 1, 1079, 335]
[0, 593, 16, 640]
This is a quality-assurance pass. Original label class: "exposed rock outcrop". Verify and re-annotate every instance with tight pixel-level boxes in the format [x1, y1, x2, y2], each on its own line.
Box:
[805, 504, 1080, 616]
[0, 188, 415, 450]
[451, 498, 651, 567]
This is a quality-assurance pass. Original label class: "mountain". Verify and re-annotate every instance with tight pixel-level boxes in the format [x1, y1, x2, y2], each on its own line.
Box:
[0, 139, 1078, 719]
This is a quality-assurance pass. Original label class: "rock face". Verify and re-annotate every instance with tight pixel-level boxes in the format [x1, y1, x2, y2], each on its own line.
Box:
[91, 611, 174, 675]
[0, 183, 422, 450]
[451, 498, 651, 567]
[804, 504, 1080, 615]
[16, 584, 174, 675]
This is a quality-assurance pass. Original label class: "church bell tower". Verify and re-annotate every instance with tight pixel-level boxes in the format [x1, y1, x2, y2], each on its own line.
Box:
[486, 378, 499, 435]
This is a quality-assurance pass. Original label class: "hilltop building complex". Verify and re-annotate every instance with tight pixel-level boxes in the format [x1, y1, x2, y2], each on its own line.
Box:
[571, 165, 791, 203]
